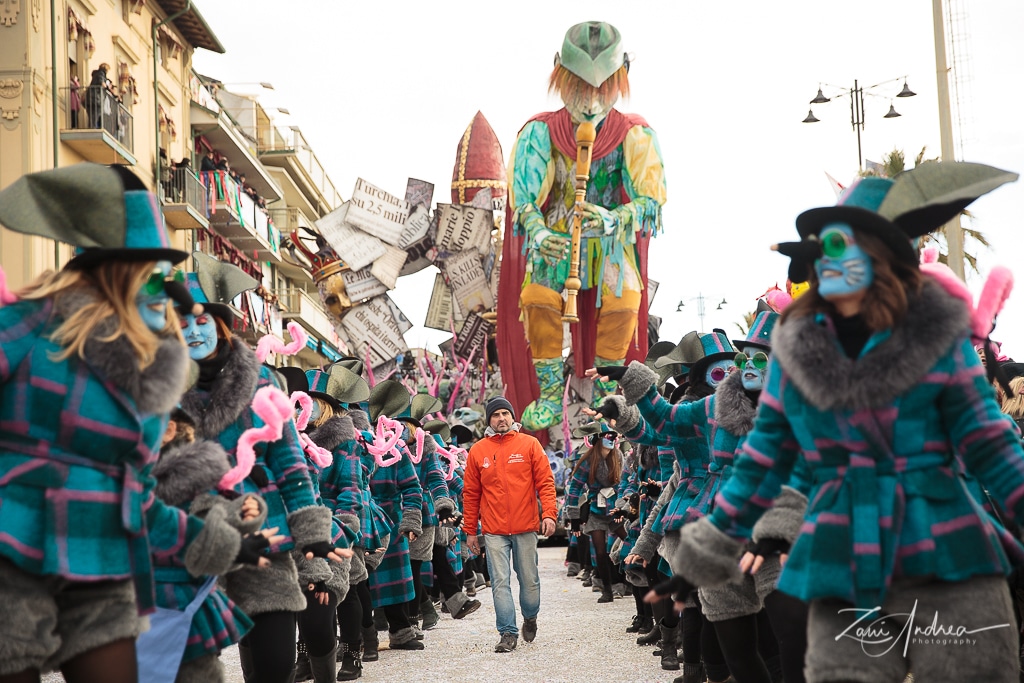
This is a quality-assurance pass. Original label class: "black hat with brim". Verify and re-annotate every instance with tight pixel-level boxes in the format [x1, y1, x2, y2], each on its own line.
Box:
[795, 206, 918, 268]
[275, 366, 342, 411]
[450, 424, 475, 446]
[368, 379, 412, 425]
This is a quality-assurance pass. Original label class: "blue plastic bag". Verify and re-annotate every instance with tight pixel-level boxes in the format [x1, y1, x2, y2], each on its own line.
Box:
[135, 577, 217, 683]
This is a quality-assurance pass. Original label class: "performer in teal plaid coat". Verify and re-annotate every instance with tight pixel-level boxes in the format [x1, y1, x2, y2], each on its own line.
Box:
[0, 165, 249, 681]
[678, 170, 1024, 683]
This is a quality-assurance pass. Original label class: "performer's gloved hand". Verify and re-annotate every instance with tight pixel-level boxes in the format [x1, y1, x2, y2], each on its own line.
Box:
[595, 366, 628, 382]
[650, 574, 696, 604]
[236, 533, 271, 565]
[569, 518, 582, 535]
[746, 537, 791, 558]
[642, 481, 662, 498]
[596, 398, 620, 422]
[302, 542, 336, 559]
[247, 465, 269, 489]
[446, 513, 464, 529]
[306, 580, 329, 595]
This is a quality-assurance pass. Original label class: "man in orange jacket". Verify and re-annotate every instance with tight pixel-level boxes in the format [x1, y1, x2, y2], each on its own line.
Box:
[463, 396, 557, 653]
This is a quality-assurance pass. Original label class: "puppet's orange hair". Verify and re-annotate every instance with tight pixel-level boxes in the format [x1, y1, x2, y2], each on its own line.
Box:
[548, 63, 629, 111]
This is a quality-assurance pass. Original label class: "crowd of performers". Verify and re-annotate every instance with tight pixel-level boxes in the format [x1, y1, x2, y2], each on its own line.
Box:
[0, 165, 495, 683]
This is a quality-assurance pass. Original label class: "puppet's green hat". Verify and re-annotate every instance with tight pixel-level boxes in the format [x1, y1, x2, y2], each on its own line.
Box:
[557, 21, 625, 88]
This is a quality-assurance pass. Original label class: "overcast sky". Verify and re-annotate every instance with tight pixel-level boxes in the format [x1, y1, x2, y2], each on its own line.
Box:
[194, 1, 1024, 358]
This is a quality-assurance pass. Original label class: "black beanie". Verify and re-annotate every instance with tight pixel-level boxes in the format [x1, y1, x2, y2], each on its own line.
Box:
[485, 396, 515, 424]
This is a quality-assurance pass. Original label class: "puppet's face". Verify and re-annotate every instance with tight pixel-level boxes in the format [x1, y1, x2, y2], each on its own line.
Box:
[562, 89, 616, 127]
[735, 349, 770, 392]
[815, 224, 874, 300]
[316, 272, 353, 323]
[135, 260, 173, 332]
[180, 312, 219, 360]
[705, 359, 733, 389]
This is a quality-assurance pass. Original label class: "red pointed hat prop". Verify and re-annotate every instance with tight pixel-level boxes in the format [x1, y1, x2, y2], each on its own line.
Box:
[451, 111, 507, 205]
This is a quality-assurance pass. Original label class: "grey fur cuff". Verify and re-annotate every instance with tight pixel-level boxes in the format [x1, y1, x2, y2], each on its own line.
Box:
[752, 486, 808, 545]
[325, 556, 352, 602]
[434, 496, 456, 520]
[189, 492, 220, 518]
[434, 526, 457, 547]
[631, 529, 662, 562]
[610, 537, 623, 564]
[615, 400, 641, 434]
[349, 409, 370, 432]
[287, 505, 332, 550]
[221, 494, 269, 536]
[184, 504, 242, 578]
[674, 517, 745, 588]
[398, 507, 423, 537]
[337, 513, 360, 538]
[620, 360, 658, 404]
[294, 554, 332, 585]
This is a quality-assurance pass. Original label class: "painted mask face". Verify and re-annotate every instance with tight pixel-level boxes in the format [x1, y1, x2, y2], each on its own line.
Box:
[600, 436, 616, 450]
[734, 350, 770, 392]
[706, 359, 733, 389]
[135, 260, 173, 332]
[309, 399, 323, 424]
[814, 224, 874, 299]
[317, 272, 353, 324]
[561, 89, 616, 127]
[180, 312, 219, 360]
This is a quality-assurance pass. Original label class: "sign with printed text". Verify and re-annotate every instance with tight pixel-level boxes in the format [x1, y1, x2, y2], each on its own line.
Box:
[442, 248, 494, 314]
[398, 204, 436, 276]
[342, 267, 388, 303]
[405, 178, 435, 210]
[435, 203, 492, 255]
[385, 295, 413, 334]
[453, 311, 493, 361]
[314, 202, 386, 272]
[370, 243, 408, 290]
[424, 272, 455, 331]
[347, 178, 410, 246]
[340, 295, 410, 369]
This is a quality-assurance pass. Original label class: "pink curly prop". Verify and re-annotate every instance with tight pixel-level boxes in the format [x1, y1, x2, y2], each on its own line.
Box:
[291, 391, 313, 431]
[0, 266, 19, 305]
[255, 322, 308, 363]
[973, 266, 1013, 340]
[300, 432, 334, 468]
[435, 443, 464, 481]
[366, 416, 404, 468]
[447, 348, 477, 414]
[365, 346, 376, 387]
[219, 386, 293, 490]
[408, 428, 426, 465]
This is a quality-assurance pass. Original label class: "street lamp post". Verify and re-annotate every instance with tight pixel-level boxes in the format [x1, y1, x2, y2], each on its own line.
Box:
[803, 77, 917, 171]
[676, 293, 727, 332]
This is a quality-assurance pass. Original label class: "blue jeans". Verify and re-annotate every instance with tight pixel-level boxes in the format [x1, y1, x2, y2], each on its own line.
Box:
[482, 532, 540, 636]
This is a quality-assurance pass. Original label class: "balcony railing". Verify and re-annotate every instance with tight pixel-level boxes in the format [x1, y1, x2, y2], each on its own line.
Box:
[161, 167, 209, 230]
[257, 125, 343, 210]
[200, 170, 281, 261]
[268, 207, 315, 234]
[61, 86, 135, 163]
[277, 287, 340, 346]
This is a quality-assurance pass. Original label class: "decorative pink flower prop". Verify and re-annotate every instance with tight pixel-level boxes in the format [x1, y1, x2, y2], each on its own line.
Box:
[219, 386, 293, 490]
[365, 416, 404, 468]
[255, 321, 308, 363]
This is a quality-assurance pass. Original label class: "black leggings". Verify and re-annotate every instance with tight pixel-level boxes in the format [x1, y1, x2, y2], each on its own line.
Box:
[297, 589, 337, 657]
[643, 559, 680, 629]
[632, 583, 653, 618]
[383, 601, 411, 634]
[698, 608, 730, 683]
[711, 612, 771, 683]
[241, 611, 298, 683]
[764, 590, 808, 683]
[337, 582, 365, 644]
[681, 605, 703, 664]
[576, 532, 592, 570]
[407, 559, 425, 619]
[431, 542, 462, 600]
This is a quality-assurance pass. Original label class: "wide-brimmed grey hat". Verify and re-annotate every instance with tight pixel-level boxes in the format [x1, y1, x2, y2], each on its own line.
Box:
[368, 379, 412, 425]
[557, 21, 626, 88]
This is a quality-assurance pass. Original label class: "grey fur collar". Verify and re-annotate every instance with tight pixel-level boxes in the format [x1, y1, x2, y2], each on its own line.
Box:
[179, 337, 260, 438]
[713, 372, 756, 436]
[55, 288, 189, 415]
[638, 444, 660, 473]
[309, 415, 352, 451]
[772, 279, 969, 410]
[349, 410, 370, 432]
[153, 440, 230, 507]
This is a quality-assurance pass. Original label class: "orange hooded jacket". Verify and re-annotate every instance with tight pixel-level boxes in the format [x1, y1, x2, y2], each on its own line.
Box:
[462, 427, 557, 537]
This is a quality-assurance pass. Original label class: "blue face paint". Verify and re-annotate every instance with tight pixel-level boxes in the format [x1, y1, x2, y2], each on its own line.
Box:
[135, 260, 172, 332]
[180, 312, 219, 360]
[736, 351, 770, 392]
[600, 436, 616, 449]
[705, 359, 733, 389]
[309, 399, 323, 424]
[815, 224, 874, 300]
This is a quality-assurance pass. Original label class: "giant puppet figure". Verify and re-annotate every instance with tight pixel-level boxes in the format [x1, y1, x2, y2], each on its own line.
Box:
[499, 21, 667, 432]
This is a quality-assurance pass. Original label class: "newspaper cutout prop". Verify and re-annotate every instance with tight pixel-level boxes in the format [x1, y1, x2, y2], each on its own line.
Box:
[405, 178, 434, 210]
[385, 296, 413, 335]
[342, 267, 389, 303]
[340, 295, 410, 369]
[453, 311, 493, 361]
[647, 279, 660, 309]
[370, 244, 408, 290]
[398, 204, 436, 276]
[435, 203, 492, 255]
[315, 202, 386, 271]
[347, 178, 410, 246]
[424, 272, 456, 331]
[442, 248, 494, 314]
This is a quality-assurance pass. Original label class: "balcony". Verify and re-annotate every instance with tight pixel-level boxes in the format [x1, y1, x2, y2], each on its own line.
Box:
[258, 126, 342, 216]
[201, 170, 281, 264]
[60, 86, 135, 165]
[276, 287, 345, 362]
[161, 167, 209, 230]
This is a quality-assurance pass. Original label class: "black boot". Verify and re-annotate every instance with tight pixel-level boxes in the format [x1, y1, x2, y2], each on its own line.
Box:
[336, 642, 362, 681]
[637, 622, 662, 646]
[294, 638, 312, 682]
[308, 644, 337, 683]
[659, 620, 680, 671]
[596, 555, 615, 603]
[672, 661, 706, 683]
[627, 615, 653, 633]
[580, 566, 593, 586]
[360, 626, 378, 662]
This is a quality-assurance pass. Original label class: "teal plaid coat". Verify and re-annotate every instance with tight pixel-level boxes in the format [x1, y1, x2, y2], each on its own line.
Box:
[367, 445, 422, 607]
[709, 302, 1024, 609]
[0, 299, 204, 613]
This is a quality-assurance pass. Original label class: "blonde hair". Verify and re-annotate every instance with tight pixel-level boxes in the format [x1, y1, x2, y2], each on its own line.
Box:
[18, 261, 183, 370]
[549, 63, 629, 113]
[1001, 376, 1024, 420]
[311, 396, 337, 428]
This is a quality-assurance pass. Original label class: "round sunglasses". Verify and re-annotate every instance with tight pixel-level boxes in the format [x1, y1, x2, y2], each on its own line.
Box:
[734, 351, 769, 370]
[709, 366, 728, 383]
[820, 227, 856, 259]
[141, 267, 185, 296]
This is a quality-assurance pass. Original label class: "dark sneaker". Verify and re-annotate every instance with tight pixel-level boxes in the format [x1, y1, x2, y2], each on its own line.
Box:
[522, 617, 538, 643]
[494, 633, 518, 653]
[454, 599, 482, 620]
